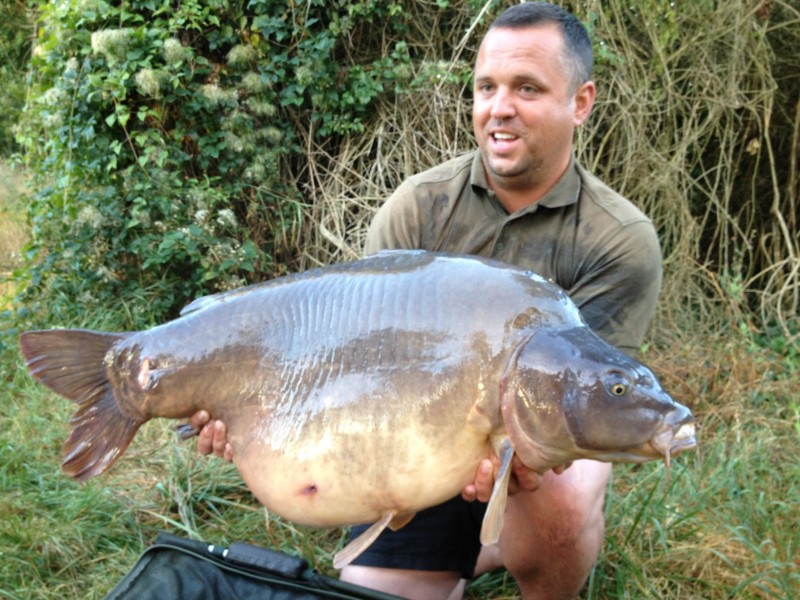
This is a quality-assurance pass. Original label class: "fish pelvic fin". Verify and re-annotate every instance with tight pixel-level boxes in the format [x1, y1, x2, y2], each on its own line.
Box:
[333, 510, 397, 569]
[480, 437, 514, 545]
[19, 329, 144, 482]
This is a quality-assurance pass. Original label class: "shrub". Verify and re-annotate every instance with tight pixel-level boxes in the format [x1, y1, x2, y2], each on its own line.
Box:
[0, 0, 30, 154]
[13, 0, 475, 330]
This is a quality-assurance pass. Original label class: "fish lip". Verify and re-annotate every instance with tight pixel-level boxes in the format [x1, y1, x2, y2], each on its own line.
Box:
[667, 436, 697, 456]
[650, 422, 697, 458]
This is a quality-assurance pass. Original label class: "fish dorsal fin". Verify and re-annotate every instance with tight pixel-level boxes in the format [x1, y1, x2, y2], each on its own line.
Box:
[333, 510, 397, 569]
[179, 291, 230, 316]
[480, 437, 515, 545]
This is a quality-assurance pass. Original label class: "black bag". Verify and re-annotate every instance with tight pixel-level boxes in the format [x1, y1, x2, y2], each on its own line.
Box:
[105, 532, 404, 600]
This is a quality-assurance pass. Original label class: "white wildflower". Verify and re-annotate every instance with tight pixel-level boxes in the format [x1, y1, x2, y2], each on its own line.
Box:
[76, 205, 104, 229]
[40, 87, 66, 107]
[91, 29, 132, 60]
[163, 38, 191, 65]
[227, 44, 257, 67]
[224, 131, 245, 153]
[295, 65, 314, 87]
[194, 208, 209, 224]
[64, 57, 79, 76]
[246, 98, 276, 118]
[240, 71, 269, 94]
[216, 209, 237, 228]
[134, 68, 164, 99]
[95, 265, 118, 281]
[43, 112, 64, 128]
[263, 127, 283, 144]
[201, 84, 238, 106]
[211, 241, 235, 259]
[222, 275, 247, 291]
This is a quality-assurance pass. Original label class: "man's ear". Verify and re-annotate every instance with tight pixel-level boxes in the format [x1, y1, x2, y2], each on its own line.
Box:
[572, 80, 596, 126]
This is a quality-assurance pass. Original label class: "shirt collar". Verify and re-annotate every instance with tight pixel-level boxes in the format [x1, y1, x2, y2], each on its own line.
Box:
[470, 152, 581, 213]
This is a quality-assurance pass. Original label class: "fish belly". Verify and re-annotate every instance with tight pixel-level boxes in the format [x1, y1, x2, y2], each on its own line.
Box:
[235, 419, 493, 527]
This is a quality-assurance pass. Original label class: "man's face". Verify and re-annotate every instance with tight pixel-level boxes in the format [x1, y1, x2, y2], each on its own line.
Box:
[472, 25, 593, 195]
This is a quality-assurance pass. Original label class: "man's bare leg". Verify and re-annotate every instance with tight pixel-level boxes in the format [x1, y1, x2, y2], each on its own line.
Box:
[476, 460, 611, 600]
[340, 566, 461, 600]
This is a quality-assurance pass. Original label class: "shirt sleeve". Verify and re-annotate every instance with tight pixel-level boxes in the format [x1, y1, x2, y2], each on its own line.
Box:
[566, 220, 663, 356]
[363, 180, 423, 255]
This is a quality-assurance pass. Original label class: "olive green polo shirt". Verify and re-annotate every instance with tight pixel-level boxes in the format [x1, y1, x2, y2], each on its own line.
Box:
[364, 151, 663, 354]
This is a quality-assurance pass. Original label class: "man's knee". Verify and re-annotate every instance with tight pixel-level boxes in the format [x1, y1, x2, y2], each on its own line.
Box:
[497, 461, 610, 593]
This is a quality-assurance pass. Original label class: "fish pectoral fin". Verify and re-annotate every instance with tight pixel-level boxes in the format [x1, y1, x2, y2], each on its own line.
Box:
[480, 437, 515, 545]
[175, 422, 200, 440]
[333, 510, 397, 570]
[388, 512, 415, 531]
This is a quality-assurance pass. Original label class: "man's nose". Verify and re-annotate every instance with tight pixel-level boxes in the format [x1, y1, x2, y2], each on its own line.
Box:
[490, 88, 515, 119]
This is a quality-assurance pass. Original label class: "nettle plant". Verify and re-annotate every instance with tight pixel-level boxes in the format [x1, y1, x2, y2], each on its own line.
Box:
[16, 0, 436, 328]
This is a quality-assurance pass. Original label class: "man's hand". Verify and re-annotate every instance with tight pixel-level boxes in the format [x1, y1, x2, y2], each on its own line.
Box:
[461, 454, 572, 502]
[189, 410, 234, 462]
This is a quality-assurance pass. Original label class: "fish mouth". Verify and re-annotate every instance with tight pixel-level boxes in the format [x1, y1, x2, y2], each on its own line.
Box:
[650, 422, 697, 456]
[648, 422, 697, 473]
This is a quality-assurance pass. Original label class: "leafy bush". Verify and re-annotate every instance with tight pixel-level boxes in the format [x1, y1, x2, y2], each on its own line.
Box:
[13, 0, 473, 330]
[10, 0, 799, 347]
[0, 0, 30, 154]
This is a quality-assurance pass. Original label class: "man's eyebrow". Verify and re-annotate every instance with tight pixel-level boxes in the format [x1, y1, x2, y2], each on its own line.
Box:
[475, 73, 543, 86]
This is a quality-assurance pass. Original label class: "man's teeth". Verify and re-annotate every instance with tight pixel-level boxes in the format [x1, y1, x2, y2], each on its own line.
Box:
[494, 133, 516, 140]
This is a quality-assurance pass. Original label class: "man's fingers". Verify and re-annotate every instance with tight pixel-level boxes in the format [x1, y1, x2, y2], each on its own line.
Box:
[193, 416, 234, 461]
[223, 443, 234, 463]
[189, 410, 211, 431]
[505, 456, 543, 495]
[212, 420, 229, 457]
[462, 458, 495, 503]
[551, 461, 573, 475]
[196, 420, 215, 455]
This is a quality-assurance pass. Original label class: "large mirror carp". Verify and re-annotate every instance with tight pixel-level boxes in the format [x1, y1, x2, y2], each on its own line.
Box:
[19, 250, 696, 567]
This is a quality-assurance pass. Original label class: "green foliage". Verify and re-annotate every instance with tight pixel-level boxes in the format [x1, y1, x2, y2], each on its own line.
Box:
[0, 0, 31, 154]
[12, 0, 447, 331]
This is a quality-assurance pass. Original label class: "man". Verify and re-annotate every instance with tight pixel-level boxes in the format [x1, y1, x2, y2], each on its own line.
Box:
[192, 3, 663, 598]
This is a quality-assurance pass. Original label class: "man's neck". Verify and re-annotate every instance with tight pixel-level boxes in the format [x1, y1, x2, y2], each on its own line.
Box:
[485, 156, 572, 214]
[490, 172, 561, 214]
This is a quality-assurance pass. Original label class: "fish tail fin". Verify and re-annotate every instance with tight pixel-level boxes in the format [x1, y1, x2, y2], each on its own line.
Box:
[19, 329, 144, 482]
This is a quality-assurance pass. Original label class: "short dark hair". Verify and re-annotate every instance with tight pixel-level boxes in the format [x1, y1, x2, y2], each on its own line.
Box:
[488, 2, 593, 92]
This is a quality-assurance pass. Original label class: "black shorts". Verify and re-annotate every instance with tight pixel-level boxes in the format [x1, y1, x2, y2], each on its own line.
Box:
[347, 496, 488, 579]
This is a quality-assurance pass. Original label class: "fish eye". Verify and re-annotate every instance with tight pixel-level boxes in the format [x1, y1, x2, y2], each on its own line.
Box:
[609, 383, 627, 396]
[604, 371, 632, 397]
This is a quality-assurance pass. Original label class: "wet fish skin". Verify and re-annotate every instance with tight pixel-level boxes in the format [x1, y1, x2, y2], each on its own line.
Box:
[18, 250, 696, 567]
